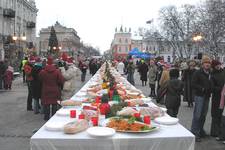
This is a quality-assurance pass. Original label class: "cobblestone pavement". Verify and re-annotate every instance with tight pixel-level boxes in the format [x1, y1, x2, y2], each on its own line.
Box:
[0, 71, 224, 150]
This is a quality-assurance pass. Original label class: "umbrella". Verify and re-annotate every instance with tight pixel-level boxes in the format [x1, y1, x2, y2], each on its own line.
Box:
[128, 48, 141, 56]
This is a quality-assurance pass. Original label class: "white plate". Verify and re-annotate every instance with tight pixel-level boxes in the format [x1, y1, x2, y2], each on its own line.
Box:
[45, 122, 66, 131]
[154, 116, 179, 125]
[87, 127, 116, 137]
[160, 107, 167, 112]
[141, 97, 152, 103]
[76, 92, 87, 97]
[56, 109, 80, 116]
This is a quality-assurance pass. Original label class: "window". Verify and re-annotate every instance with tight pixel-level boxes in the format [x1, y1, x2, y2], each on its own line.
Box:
[125, 38, 128, 43]
[167, 56, 171, 63]
[146, 46, 148, 51]
[119, 38, 122, 43]
[125, 46, 128, 52]
[118, 47, 121, 52]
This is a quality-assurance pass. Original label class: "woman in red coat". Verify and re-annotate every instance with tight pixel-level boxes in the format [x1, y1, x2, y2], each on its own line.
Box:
[39, 56, 64, 121]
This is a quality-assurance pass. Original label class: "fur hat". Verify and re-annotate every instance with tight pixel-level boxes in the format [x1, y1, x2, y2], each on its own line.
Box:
[211, 60, 221, 68]
[201, 55, 211, 64]
[188, 60, 196, 67]
[47, 56, 53, 65]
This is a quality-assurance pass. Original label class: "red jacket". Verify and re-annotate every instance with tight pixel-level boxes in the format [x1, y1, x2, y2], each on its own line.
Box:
[39, 65, 65, 105]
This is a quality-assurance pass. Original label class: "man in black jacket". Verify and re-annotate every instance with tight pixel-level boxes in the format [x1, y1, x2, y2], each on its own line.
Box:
[191, 55, 212, 142]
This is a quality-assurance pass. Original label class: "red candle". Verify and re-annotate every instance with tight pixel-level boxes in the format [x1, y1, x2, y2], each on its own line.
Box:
[70, 110, 76, 118]
[144, 116, 151, 125]
[91, 116, 98, 126]
[109, 90, 114, 100]
[134, 113, 141, 118]
[78, 114, 85, 119]
[95, 96, 101, 103]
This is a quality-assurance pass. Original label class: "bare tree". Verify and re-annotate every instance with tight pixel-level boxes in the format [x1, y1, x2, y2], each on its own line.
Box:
[159, 4, 198, 58]
[196, 0, 225, 56]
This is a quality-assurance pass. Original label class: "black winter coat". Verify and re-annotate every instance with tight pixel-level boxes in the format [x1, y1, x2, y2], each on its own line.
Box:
[31, 64, 43, 99]
[191, 69, 212, 97]
[139, 63, 149, 81]
[211, 68, 225, 117]
[165, 79, 183, 108]
[182, 68, 196, 102]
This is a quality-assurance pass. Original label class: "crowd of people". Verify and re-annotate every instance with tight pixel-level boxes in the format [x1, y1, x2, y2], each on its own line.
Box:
[114, 55, 225, 143]
[1, 53, 225, 144]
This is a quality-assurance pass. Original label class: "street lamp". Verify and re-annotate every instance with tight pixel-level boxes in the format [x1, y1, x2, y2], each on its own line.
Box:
[12, 31, 26, 60]
[192, 34, 203, 54]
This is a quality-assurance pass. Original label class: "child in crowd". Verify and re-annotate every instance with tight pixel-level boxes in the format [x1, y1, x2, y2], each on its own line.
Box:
[4, 66, 14, 90]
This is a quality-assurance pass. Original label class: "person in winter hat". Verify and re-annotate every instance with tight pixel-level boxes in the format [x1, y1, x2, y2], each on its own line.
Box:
[210, 59, 225, 137]
[191, 55, 212, 142]
[164, 68, 183, 117]
[181, 60, 196, 107]
[39, 56, 64, 120]
[4, 66, 14, 90]
[31, 57, 43, 114]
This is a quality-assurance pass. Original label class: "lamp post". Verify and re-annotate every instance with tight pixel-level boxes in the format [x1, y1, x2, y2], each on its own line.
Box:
[12, 25, 26, 60]
[192, 34, 203, 54]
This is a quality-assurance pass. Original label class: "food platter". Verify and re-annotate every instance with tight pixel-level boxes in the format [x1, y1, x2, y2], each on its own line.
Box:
[101, 117, 159, 133]
[116, 126, 159, 133]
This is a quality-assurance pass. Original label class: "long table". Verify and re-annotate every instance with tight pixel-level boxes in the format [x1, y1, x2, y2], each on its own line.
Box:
[30, 68, 195, 150]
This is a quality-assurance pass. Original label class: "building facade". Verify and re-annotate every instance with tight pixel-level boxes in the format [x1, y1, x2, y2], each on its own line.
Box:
[110, 26, 132, 60]
[38, 22, 81, 57]
[0, 0, 38, 63]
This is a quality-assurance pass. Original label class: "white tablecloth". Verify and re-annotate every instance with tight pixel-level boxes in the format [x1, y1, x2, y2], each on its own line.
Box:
[30, 69, 195, 150]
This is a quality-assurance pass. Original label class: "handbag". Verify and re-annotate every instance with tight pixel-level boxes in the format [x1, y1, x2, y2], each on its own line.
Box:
[63, 81, 72, 91]
[156, 81, 168, 103]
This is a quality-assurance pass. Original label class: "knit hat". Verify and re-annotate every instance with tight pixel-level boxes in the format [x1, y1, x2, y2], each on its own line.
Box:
[211, 60, 221, 68]
[29, 56, 35, 63]
[47, 56, 53, 65]
[35, 57, 41, 63]
[66, 57, 74, 65]
[201, 55, 211, 64]
[61, 52, 68, 62]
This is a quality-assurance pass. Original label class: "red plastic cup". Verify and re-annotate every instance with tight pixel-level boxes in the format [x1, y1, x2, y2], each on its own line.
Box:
[78, 114, 85, 119]
[134, 113, 141, 118]
[70, 110, 76, 118]
[144, 116, 151, 125]
[91, 116, 98, 126]
[95, 96, 101, 103]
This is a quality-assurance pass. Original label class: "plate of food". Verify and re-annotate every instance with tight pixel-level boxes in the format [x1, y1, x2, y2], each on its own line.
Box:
[87, 127, 116, 137]
[103, 117, 159, 133]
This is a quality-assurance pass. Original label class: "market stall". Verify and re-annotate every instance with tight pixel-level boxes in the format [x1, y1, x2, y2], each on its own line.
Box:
[30, 62, 195, 150]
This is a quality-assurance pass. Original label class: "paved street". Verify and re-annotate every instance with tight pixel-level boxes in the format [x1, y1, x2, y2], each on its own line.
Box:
[0, 71, 224, 150]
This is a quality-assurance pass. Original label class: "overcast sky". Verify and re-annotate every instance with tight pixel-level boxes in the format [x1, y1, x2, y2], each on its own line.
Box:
[36, 0, 199, 54]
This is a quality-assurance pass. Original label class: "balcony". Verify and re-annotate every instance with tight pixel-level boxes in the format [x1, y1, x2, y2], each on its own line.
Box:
[3, 8, 15, 18]
[27, 21, 36, 28]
